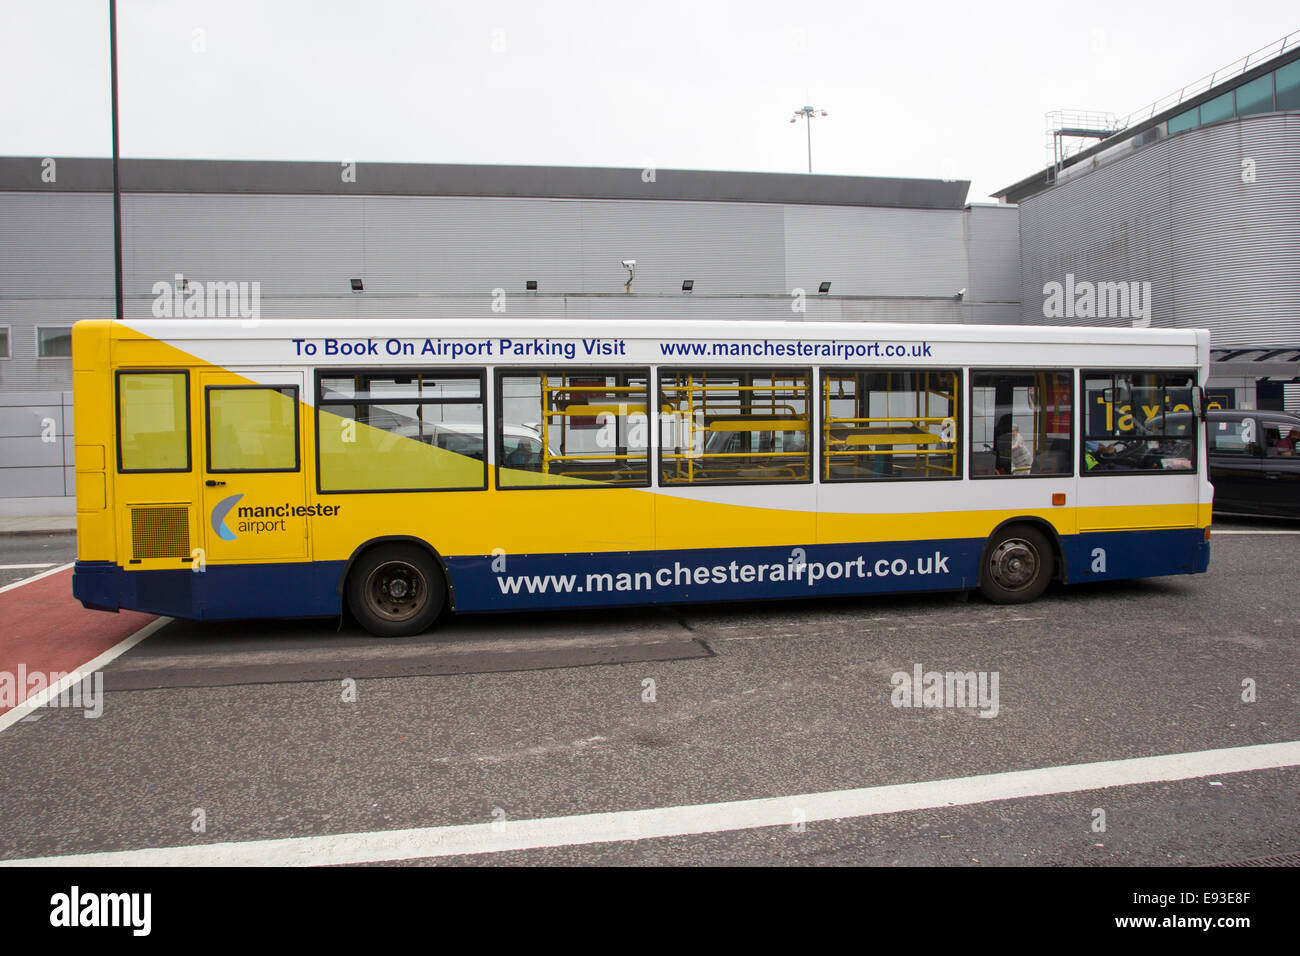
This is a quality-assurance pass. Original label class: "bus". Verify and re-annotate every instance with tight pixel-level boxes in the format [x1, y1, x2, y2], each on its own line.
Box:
[70, 318, 1213, 636]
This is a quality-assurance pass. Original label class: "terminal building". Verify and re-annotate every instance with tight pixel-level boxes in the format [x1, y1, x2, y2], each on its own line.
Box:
[995, 33, 1300, 413]
[0, 31, 1297, 514]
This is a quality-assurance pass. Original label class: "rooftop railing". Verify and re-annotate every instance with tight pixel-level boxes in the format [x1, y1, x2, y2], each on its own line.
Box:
[1113, 28, 1299, 131]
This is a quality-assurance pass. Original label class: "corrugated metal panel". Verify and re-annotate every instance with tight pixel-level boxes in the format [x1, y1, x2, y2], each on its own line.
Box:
[964, 205, 1022, 305]
[0, 194, 112, 390]
[0, 298, 104, 391]
[1019, 112, 1300, 344]
[0, 194, 114, 296]
[783, 205, 969, 298]
[120, 193, 783, 296]
[124, 194, 366, 298]
[356, 196, 787, 295]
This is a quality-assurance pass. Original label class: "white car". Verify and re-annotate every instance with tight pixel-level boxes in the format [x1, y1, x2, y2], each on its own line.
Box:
[394, 421, 553, 465]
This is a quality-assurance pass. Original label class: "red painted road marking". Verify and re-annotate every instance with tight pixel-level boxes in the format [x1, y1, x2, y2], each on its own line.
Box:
[0, 568, 155, 715]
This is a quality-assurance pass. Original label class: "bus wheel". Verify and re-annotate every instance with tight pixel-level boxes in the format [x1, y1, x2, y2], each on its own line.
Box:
[346, 545, 445, 637]
[979, 525, 1053, 604]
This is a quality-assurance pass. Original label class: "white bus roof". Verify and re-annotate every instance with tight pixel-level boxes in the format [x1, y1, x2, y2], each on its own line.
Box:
[107, 317, 1205, 346]
[91, 318, 1210, 380]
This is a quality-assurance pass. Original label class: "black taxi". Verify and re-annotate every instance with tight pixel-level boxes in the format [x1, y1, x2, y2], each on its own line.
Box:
[1206, 409, 1300, 518]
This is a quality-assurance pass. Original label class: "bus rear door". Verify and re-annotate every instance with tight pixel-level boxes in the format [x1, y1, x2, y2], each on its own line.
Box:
[199, 370, 309, 566]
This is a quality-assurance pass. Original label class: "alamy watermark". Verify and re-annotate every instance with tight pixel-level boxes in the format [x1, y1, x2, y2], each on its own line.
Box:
[50, 886, 150, 936]
[1, 667, 104, 718]
[890, 664, 999, 718]
[1042, 273, 1150, 327]
[152, 274, 260, 325]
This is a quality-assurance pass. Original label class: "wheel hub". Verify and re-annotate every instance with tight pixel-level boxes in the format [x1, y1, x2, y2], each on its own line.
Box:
[366, 561, 427, 622]
[989, 539, 1038, 591]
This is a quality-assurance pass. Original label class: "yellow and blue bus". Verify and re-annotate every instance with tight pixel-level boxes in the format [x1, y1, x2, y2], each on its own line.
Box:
[71, 318, 1212, 635]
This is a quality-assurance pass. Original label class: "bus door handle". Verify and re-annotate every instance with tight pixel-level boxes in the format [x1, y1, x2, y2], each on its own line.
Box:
[205, 479, 226, 487]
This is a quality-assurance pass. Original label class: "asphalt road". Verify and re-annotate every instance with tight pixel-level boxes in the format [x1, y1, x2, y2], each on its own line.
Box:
[0, 533, 73, 588]
[0, 522, 1296, 865]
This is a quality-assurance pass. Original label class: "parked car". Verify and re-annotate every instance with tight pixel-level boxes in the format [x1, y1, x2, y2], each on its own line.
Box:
[1206, 409, 1300, 518]
[393, 421, 555, 464]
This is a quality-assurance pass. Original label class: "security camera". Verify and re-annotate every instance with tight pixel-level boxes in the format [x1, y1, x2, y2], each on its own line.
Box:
[621, 259, 636, 270]
[955, 288, 966, 299]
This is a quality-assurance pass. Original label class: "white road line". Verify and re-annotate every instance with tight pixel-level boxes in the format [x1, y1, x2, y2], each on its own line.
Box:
[0, 617, 171, 735]
[0, 563, 57, 570]
[5, 739, 1298, 867]
[1211, 529, 1300, 535]
[0, 562, 74, 595]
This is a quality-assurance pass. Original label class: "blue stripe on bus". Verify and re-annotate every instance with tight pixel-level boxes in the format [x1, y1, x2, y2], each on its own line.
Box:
[446, 538, 983, 611]
[1061, 527, 1209, 583]
[73, 559, 347, 620]
[73, 528, 1209, 621]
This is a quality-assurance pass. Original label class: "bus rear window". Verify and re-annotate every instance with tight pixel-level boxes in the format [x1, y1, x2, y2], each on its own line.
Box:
[117, 371, 190, 472]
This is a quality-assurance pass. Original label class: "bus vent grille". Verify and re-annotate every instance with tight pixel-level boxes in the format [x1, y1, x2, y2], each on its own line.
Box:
[130, 506, 191, 559]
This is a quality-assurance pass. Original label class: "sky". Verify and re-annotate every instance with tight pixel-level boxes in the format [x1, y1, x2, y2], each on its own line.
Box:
[1, 0, 1297, 201]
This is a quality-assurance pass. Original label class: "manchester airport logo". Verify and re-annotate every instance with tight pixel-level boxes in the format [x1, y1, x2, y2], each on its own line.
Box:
[210, 495, 343, 539]
[210, 493, 244, 541]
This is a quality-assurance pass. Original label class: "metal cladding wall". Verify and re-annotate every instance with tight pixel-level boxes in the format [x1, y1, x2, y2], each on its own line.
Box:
[1018, 113, 1300, 343]
[0, 184, 1021, 393]
[0, 390, 73, 503]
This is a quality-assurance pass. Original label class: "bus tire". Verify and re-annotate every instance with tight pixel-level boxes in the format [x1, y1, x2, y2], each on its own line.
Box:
[979, 525, 1054, 604]
[346, 544, 446, 637]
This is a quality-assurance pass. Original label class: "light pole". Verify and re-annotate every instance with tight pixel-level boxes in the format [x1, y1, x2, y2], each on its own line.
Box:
[109, 0, 123, 321]
[790, 105, 828, 173]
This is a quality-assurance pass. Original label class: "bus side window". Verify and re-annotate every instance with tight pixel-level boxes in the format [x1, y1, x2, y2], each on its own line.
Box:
[1081, 371, 1197, 474]
[822, 370, 960, 483]
[659, 368, 811, 485]
[207, 386, 299, 472]
[497, 369, 649, 488]
[970, 371, 1072, 479]
[316, 371, 486, 492]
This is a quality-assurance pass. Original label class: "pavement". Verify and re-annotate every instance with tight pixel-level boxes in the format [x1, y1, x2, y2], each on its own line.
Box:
[0, 515, 76, 535]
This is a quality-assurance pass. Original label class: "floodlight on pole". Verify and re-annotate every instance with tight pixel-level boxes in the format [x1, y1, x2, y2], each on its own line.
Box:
[790, 105, 828, 173]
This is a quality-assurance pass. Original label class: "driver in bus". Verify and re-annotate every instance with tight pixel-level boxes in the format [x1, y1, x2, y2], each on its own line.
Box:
[1083, 439, 1119, 471]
